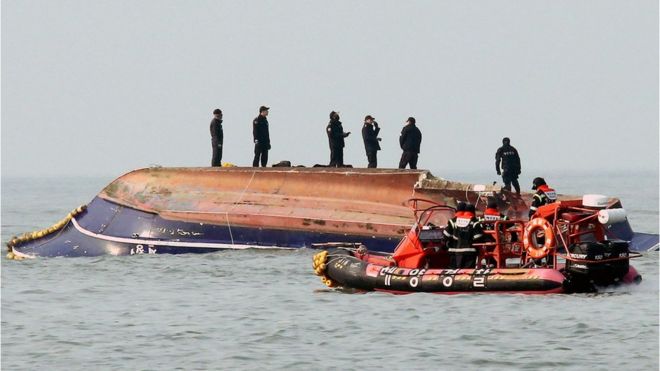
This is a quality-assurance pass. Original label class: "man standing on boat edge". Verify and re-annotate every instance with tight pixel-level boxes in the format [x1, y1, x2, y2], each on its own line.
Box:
[326, 111, 350, 167]
[361, 115, 381, 168]
[495, 137, 521, 194]
[398, 117, 422, 169]
[252, 106, 271, 167]
[210, 108, 223, 167]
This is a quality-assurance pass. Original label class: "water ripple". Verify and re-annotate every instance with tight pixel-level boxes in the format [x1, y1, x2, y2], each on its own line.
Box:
[2, 175, 659, 370]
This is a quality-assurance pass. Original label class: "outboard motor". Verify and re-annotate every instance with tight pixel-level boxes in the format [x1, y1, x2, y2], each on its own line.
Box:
[564, 240, 631, 292]
[601, 240, 630, 279]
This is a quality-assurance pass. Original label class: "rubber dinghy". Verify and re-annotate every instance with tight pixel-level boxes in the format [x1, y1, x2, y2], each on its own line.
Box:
[6, 167, 658, 259]
[312, 198, 642, 294]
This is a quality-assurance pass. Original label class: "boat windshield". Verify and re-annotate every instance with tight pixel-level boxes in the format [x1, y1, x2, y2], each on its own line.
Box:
[418, 206, 455, 229]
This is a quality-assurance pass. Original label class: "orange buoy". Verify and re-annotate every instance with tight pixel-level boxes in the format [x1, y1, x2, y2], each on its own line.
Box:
[523, 218, 555, 259]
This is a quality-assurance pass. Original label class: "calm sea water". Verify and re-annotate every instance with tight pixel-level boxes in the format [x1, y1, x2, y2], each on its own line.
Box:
[2, 171, 658, 370]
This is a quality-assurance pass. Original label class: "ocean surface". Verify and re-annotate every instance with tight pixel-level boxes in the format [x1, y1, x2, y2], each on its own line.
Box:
[2, 171, 658, 370]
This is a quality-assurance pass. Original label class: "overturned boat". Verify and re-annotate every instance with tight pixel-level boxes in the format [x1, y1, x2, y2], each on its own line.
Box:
[6, 167, 658, 259]
[312, 199, 643, 294]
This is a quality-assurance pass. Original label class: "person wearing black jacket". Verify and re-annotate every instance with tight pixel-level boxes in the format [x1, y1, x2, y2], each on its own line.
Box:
[443, 203, 484, 269]
[326, 111, 350, 167]
[495, 137, 521, 194]
[361, 115, 381, 168]
[398, 117, 422, 169]
[210, 108, 224, 167]
[252, 106, 271, 167]
[529, 177, 557, 218]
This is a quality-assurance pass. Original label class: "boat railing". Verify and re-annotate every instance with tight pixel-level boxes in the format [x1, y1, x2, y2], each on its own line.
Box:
[473, 219, 526, 269]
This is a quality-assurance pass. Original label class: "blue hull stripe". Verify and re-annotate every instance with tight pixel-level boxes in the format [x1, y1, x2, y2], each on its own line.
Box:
[11, 196, 656, 257]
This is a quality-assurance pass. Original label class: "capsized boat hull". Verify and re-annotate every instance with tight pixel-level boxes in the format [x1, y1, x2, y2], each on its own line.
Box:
[7, 167, 658, 258]
[8, 197, 403, 257]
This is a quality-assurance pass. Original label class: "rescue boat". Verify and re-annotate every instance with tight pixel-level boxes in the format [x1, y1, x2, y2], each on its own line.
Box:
[312, 198, 643, 294]
[6, 167, 658, 259]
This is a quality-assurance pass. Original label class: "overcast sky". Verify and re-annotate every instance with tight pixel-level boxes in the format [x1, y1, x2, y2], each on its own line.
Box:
[2, 0, 658, 178]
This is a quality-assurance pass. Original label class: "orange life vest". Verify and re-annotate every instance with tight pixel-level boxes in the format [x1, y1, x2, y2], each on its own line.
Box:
[537, 184, 557, 203]
[483, 208, 502, 221]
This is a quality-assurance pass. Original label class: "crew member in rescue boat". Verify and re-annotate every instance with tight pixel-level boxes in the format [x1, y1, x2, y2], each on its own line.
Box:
[480, 197, 509, 228]
[529, 177, 557, 218]
[443, 203, 484, 269]
[480, 197, 515, 238]
[454, 201, 467, 217]
[478, 198, 514, 267]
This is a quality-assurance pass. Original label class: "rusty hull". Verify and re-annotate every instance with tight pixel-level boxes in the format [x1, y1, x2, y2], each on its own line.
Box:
[11, 166, 654, 259]
[98, 167, 540, 239]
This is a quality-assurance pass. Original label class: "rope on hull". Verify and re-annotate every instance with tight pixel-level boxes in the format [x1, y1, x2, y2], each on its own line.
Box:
[6, 205, 87, 260]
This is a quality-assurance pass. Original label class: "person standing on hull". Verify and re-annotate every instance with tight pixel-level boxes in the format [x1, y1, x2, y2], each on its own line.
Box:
[398, 117, 422, 169]
[252, 106, 271, 167]
[361, 115, 381, 168]
[443, 203, 484, 269]
[495, 137, 521, 194]
[529, 177, 557, 218]
[210, 108, 224, 167]
[326, 111, 350, 167]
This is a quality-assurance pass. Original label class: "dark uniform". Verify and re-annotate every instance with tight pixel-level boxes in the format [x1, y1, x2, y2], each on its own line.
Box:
[443, 204, 484, 269]
[326, 111, 350, 167]
[398, 117, 422, 169]
[495, 137, 521, 194]
[252, 107, 271, 167]
[479, 203, 510, 267]
[210, 109, 223, 167]
[529, 177, 557, 218]
[361, 115, 380, 168]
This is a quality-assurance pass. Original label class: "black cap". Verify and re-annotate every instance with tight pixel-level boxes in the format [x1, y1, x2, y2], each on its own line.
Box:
[259, 106, 270, 112]
[213, 109, 222, 115]
[365, 115, 374, 121]
[330, 111, 339, 120]
[487, 197, 498, 209]
[407, 117, 416, 125]
[465, 203, 476, 214]
[532, 177, 546, 190]
[456, 201, 467, 212]
[503, 137, 510, 145]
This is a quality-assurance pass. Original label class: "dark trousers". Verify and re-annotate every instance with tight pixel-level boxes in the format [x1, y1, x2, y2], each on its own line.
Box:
[449, 253, 477, 269]
[366, 149, 378, 168]
[329, 146, 344, 167]
[502, 172, 520, 194]
[211, 143, 222, 167]
[398, 151, 418, 169]
[253, 144, 268, 167]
